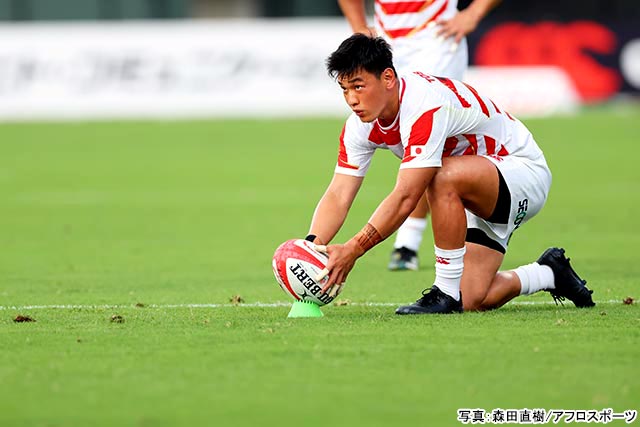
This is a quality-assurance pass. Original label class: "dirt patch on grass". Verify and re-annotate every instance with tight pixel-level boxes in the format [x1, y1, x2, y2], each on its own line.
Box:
[110, 314, 125, 323]
[229, 295, 244, 304]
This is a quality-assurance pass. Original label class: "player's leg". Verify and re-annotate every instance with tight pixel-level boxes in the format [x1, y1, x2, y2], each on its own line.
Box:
[514, 248, 595, 308]
[470, 248, 595, 310]
[396, 155, 501, 314]
[388, 195, 428, 271]
[461, 154, 594, 310]
[459, 242, 511, 310]
[394, 153, 594, 313]
[454, 156, 548, 310]
[478, 271, 523, 309]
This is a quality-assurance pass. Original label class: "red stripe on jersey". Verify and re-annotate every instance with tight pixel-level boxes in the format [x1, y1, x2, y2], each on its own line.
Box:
[337, 125, 360, 170]
[379, 1, 429, 15]
[436, 77, 471, 108]
[399, 78, 407, 103]
[484, 135, 496, 155]
[463, 134, 478, 154]
[505, 111, 516, 121]
[368, 123, 401, 146]
[497, 145, 509, 156]
[379, 0, 448, 39]
[429, 0, 449, 24]
[414, 71, 436, 82]
[443, 137, 458, 158]
[490, 99, 501, 114]
[463, 83, 490, 117]
[386, 27, 414, 38]
[462, 145, 475, 155]
[402, 107, 440, 163]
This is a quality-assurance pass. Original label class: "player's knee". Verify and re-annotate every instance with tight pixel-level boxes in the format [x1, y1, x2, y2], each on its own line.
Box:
[462, 288, 489, 311]
[472, 272, 518, 311]
[462, 297, 481, 311]
[428, 166, 462, 201]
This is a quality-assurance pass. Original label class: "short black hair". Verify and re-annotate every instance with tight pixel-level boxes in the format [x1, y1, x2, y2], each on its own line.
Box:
[326, 34, 396, 80]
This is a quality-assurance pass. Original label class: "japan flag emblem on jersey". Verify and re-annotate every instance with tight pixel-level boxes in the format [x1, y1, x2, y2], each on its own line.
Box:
[410, 145, 427, 157]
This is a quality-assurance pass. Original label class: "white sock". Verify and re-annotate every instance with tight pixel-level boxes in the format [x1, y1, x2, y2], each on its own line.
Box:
[394, 217, 427, 252]
[433, 246, 466, 301]
[514, 262, 555, 295]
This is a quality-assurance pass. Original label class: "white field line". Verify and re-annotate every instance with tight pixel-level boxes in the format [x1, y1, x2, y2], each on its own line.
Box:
[0, 300, 626, 311]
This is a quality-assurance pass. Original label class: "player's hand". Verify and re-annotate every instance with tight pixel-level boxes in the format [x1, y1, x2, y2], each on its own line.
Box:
[353, 26, 377, 37]
[433, 8, 481, 44]
[313, 242, 362, 297]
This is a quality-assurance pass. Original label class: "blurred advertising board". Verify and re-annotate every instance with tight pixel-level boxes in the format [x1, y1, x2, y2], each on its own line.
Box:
[0, 20, 352, 120]
[467, 20, 640, 103]
[0, 19, 633, 121]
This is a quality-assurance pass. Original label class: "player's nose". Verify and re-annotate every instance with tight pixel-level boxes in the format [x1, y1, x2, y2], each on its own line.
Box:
[346, 92, 358, 107]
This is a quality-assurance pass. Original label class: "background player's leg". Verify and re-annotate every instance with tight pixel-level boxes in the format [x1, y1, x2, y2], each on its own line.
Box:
[389, 195, 429, 271]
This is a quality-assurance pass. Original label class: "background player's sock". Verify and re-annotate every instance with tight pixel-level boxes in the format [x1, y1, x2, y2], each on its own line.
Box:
[433, 246, 466, 301]
[514, 262, 555, 295]
[393, 217, 427, 252]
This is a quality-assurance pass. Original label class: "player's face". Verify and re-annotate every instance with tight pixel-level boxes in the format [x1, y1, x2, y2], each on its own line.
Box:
[338, 68, 396, 123]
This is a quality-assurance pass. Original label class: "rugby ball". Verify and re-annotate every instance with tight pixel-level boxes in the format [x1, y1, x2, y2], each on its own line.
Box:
[272, 239, 335, 306]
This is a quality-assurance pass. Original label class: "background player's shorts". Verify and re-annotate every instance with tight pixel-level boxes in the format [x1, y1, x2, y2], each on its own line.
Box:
[391, 32, 468, 80]
[466, 151, 552, 253]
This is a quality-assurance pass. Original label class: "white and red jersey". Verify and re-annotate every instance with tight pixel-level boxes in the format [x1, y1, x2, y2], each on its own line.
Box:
[374, 0, 467, 84]
[374, 0, 458, 39]
[335, 72, 546, 177]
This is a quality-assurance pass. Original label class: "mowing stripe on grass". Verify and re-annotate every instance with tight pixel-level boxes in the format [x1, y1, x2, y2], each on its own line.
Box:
[0, 300, 625, 311]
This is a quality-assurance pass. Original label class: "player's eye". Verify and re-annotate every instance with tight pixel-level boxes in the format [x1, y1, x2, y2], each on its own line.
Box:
[355, 85, 363, 91]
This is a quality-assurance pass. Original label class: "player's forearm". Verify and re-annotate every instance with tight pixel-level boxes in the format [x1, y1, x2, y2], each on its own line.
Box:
[369, 190, 421, 240]
[345, 187, 423, 257]
[464, 0, 501, 22]
[346, 167, 437, 256]
[337, 0, 369, 33]
[308, 191, 351, 245]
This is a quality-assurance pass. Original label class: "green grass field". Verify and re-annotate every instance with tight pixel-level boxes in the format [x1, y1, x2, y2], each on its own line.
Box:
[1, 106, 639, 427]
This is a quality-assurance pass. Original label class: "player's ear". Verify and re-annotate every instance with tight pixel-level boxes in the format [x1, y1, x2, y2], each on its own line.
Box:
[382, 68, 396, 89]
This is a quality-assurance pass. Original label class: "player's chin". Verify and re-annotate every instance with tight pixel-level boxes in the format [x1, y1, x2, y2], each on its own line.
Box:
[357, 113, 375, 123]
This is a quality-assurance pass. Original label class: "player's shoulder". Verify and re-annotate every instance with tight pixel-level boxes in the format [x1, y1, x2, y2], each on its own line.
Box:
[343, 113, 374, 140]
[401, 71, 436, 87]
[400, 72, 447, 99]
[398, 73, 448, 119]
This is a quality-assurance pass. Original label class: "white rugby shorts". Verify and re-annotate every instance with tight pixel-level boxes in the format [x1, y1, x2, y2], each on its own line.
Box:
[466, 152, 552, 252]
[391, 33, 468, 80]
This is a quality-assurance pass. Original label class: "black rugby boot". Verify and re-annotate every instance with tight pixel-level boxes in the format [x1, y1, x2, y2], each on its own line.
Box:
[537, 247, 595, 308]
[388, 247, 419, 271]
[395, 286, 463, 314]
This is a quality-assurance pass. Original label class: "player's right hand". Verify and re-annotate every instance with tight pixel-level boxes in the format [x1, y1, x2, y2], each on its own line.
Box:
[354, 26, 377, 37]
[434, 9, 481, 43]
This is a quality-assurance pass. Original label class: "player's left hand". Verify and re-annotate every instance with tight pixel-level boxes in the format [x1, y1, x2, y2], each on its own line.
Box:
[434, 8, 481, 44]
[313, 242, 362, 297]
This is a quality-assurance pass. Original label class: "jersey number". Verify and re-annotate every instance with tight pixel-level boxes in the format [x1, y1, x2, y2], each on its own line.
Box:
[414, 71, 498, 119]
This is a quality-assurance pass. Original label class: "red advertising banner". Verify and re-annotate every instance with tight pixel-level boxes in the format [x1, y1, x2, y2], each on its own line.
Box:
[468, 20, 639, 103]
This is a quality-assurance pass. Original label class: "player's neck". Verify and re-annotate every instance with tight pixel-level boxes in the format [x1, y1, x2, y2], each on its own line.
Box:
[377, 82, 400, 128]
